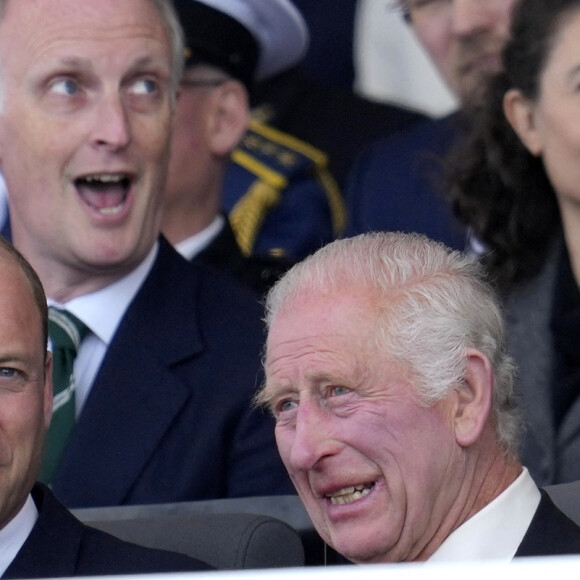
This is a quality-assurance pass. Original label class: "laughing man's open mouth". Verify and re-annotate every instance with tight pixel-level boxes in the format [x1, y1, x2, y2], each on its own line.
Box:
[75, 173, 132, 216]
[326, 483, 375, 505]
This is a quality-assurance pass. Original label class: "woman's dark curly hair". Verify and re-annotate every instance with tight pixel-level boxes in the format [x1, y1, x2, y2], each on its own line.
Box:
[446, 0, 580, 288]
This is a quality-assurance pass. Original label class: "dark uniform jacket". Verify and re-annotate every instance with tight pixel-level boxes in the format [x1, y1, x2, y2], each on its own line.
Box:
[223, 119, 346, 262]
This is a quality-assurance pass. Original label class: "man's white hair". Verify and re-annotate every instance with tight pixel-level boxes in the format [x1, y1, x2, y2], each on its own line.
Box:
[264, 232, 523, 456]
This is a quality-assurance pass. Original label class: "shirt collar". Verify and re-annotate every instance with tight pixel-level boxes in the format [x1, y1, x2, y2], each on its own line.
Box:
[0, 494, 38, 577]
[49, 243, 158, 346]
[429, 467, 541, 562]
[175, 214, 225, 260]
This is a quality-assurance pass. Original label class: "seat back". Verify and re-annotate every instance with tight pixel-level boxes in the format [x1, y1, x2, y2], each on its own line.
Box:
[545, 481, 580, 526]
[79, 510, 304, 570]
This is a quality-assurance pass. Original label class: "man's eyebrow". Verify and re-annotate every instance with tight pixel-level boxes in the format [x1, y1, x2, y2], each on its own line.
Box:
[0, 351, 34, 366]
[256, 379, 297, 408]
[44, 56, 93, 72]
[254, 383, 275, 407]
[126, 55, 171, 74]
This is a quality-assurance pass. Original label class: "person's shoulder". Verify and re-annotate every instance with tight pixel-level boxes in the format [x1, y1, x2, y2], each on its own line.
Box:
[6, 484, 212, 578]
[360, 113, 461, 162]
[345, 112, 463, 196]
[224, 120, 345, 259]
[516, 489, 580, 557]
[231, 118, 331, 183]
[192, 257, 264, 311]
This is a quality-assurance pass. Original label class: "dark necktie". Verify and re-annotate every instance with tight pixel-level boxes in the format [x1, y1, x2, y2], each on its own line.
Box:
[39, 308, 89, 484]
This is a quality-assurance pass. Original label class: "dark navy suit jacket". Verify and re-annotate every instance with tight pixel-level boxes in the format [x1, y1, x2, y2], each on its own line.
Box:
[345, 114, 468, 251]
[515, 490, 580, 556]
[4, 484, 211, 578]
[50, 237, 293, 508]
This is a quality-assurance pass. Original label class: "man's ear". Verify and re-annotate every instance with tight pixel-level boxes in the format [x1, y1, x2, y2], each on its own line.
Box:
[207, 80, 250, 157]
[44, 351, 53, 430]
[503, 88, 543, 156]
[453, 348, 494, 447]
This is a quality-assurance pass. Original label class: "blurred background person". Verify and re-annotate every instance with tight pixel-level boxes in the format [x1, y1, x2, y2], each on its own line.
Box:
[354, 0, 457, 118]
[252, 0, 425, 192]
[345, 0, 518, 251]
[165, 0, 310, 293]
[447, 0, 580, 486]
[207, 0, 346, 263]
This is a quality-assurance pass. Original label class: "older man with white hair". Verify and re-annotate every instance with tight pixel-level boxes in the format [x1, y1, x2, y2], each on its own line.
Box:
[258, 232, 580, 563]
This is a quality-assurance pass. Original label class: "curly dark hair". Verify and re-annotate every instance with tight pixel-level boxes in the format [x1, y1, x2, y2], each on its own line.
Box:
[446, 0, 580, 289]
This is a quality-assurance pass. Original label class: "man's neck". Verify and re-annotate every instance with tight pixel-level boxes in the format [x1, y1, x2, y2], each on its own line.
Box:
[414, 443, 522, 561]
[161, 166, 223, 246]
[23, 249, 153, 304]
[11, 223, 158, 303]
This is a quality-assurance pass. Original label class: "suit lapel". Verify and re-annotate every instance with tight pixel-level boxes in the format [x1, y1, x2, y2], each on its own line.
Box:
[51, 240, 205, 506]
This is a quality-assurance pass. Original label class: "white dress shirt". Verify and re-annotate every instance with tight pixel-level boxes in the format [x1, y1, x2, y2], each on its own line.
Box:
[174, 214, 225, 261]
[0, 495, 38, 577]
[48, 244, 158, 416]
[429, 468, 541, 562]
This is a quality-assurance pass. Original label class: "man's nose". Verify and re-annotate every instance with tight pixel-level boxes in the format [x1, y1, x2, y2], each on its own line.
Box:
[288, 402, 339, 471]
[91, 92, 131, 151]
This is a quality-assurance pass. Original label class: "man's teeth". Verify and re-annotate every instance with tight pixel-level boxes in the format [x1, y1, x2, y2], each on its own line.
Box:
[327, 484, 373, 505]
[84, 174, 126, 184]
[76, 174, 130, 215]
[98, 205, 124, 216]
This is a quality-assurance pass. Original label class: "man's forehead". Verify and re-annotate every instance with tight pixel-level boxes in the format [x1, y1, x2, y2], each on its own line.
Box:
[0, 0, 172, 72]
[266, 300, 382, 372]
[0, 0, 167, 40]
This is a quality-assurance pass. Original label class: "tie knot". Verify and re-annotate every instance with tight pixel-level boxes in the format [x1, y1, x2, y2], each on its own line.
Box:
[48, 308, 90, 353]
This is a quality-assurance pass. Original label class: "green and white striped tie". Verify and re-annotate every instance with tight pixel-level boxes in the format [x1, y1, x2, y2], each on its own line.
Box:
[39, 308, 89, 484]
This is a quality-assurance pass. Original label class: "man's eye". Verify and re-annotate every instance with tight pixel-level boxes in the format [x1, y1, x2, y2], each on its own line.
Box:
[50, 78, 80, 96]
[0, 367, 18, 378]
[330, 386, 351, 397]
[129, 78, 158, 96]
[279, 399, 298, 413]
